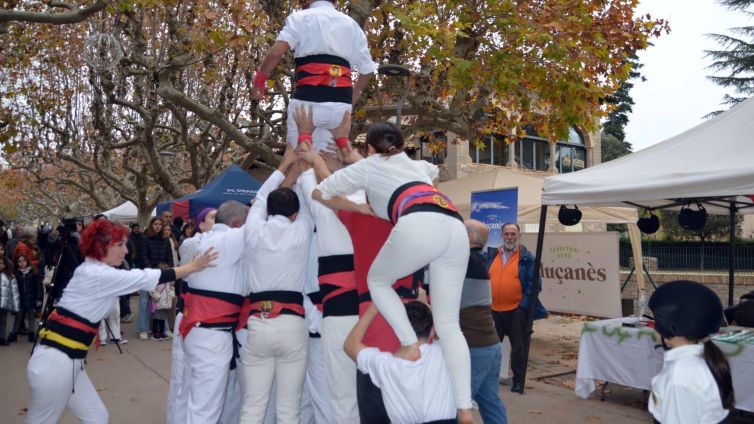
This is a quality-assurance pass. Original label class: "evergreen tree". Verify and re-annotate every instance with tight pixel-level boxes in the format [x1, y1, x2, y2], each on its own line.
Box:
[602, 57, 644, 141]
[706, 0, 754, 109]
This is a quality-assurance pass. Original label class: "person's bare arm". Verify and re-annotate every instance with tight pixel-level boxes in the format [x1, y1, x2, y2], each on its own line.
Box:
[252, 41, 290, 99]
[352, 73, 373, 104]
[344, 303, 379, 361]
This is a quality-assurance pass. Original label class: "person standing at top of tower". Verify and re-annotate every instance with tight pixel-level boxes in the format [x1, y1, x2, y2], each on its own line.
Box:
[252, 0, 377, 153]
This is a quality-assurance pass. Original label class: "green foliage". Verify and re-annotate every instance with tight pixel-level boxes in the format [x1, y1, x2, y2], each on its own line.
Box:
[706, 0, 754, 109]
[660, 210, 742, 242]
[601, 132, 633, 163]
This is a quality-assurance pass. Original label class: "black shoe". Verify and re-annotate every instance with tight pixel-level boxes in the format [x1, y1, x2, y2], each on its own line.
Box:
[0, 338, 7, 345]
[28, 334, 36, 343]
[7, 332, 17, 343]
[511, 382, 524, 393]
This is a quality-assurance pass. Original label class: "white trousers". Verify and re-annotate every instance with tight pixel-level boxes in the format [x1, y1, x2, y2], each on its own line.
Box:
[98, 303, 121, 341]
[182, 326, 232, 424]
[301, 335, 334, 424]
[321, 315, 359, 423]
[367, 212, 472, 409]
[286, 99, 352, 152]
[166, 313, 186, 424]
[26, 346, 109, 424]
[239, 315, 308, 424]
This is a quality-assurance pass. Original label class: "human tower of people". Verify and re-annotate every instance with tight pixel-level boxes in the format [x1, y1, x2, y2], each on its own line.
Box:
[24, 1, 482, 423]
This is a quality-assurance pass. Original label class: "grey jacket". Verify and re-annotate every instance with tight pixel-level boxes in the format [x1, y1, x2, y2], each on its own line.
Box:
[0, 273, 20, 312]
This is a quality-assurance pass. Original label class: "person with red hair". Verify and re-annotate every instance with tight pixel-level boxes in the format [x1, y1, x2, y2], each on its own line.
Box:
[25, 219, 218, 424]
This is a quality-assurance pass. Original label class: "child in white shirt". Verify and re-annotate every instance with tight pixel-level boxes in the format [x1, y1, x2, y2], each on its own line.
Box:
[648, 280, 734, 424]
[345, 301, 457, 424]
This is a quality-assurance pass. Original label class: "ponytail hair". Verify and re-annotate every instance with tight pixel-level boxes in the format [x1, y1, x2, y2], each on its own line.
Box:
[703, 340, 735, 410]
[366, 122, 404, 156]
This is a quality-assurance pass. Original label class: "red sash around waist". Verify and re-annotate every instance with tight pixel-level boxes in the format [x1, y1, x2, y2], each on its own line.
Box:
[296, 63, 352, 88]
[179, 288, 244, 338]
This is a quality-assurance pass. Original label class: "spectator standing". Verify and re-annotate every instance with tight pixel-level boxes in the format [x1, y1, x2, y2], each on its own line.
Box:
[488, 223, 547, 393]
[13, 225, 41, 269]
[461, 220, 508, 423]
[179, 222, 196, 245]
[0, 257, 19, 345]
[12, 254, 43, 343]
[137, 217, 174, 340]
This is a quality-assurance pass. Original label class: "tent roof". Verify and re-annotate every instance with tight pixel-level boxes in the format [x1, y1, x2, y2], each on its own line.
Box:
[542, 96, 754, 215]
[101, 201, 156, 222]
[438, 167, 636, 224]
[157, 165, 262, 219]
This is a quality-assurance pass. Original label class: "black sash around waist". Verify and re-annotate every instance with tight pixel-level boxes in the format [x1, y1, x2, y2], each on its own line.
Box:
[293, 54, 353, 104]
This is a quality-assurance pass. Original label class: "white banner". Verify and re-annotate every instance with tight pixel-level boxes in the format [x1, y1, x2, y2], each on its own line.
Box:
[520, 232, 621, 318]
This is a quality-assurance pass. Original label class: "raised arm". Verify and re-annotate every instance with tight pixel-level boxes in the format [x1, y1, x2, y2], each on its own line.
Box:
[252, 41, 290, 100]
[344, 303, 379, 361]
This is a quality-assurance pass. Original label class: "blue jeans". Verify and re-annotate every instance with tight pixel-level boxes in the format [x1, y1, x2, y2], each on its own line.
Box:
[470, 343, 508, 424]
[137, 290, 150, 333]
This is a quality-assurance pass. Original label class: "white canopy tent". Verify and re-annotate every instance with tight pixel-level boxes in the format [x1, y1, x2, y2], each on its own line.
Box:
[101, 201, 156, 223]
[540, 95, 754, 309]
[542, 96, 754, 215]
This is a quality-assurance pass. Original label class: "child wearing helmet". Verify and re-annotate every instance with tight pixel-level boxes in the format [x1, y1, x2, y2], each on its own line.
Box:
[648, 280, 734, 424]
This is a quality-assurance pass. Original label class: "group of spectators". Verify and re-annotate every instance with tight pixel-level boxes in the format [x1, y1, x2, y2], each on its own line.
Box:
[0, 220, 69, 345]
[0, 211, 198, 347]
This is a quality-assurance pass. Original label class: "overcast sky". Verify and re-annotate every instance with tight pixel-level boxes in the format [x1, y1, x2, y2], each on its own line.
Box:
[624, 0, 751, 151]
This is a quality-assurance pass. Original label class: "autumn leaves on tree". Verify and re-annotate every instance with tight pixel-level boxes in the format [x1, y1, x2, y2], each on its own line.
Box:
[0, 0, 667, 223]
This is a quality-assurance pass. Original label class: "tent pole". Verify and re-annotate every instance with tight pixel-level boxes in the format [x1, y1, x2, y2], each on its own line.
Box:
[520, 205, 547, 394]
[728, 202, 736, 306]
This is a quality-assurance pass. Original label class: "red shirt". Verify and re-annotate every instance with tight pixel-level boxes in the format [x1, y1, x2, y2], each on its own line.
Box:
[338, 211, 421, 353]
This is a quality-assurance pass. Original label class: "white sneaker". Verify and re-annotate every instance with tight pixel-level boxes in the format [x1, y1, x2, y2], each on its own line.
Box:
[110, 338, 128, 345]
[139, 332, 148, 340]
[100, 340, 107, 346]
[165, 329, 173, 338]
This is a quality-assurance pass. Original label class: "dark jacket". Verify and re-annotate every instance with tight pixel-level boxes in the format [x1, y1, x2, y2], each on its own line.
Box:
[129, 233, 149, 269]
[16, 268, 42, 309]
[486, 245, 548, 320]
[144, 234, 174, 268]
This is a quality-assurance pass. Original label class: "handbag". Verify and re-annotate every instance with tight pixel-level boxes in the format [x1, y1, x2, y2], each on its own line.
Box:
[152, 283, 175, 311]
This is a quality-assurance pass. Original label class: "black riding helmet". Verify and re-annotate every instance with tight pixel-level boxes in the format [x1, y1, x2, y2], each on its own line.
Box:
[649, 280, 724, 340]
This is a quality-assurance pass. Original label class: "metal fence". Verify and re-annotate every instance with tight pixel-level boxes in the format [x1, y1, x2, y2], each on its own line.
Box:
[619, 242, 754, 271]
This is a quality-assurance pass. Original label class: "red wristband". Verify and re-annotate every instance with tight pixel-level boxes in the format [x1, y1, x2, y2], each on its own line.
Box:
[335, 137, 349, 149]
[298, 133, 313, 145]
[253, 69, 268, 92]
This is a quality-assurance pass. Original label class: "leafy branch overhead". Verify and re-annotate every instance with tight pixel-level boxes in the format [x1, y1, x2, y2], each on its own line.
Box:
[0, 0, 667, 223]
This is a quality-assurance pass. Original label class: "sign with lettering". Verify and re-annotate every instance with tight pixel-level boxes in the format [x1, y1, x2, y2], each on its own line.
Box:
[470, 187, 518, 249]
[520, 232, 621, 318]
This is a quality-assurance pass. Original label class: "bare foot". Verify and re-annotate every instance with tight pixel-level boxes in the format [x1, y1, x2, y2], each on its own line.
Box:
[393, 343, 421, 361]
[458, 409, 473, 424]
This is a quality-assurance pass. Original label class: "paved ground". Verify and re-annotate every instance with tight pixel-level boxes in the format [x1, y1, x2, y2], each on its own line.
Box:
[0, 313, 749, 423]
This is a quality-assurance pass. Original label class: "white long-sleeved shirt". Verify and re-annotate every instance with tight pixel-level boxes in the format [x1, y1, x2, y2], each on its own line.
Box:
[299, 169, 365, 258]
[277, 1, 377, 75]
[187, 223, 251, 296]
[246, 171, 315, 294]
[57, 258, 161, 323]
[648, 343, 729, 424]
[315, 152, 439, 221]
[357, 343, 456, 424]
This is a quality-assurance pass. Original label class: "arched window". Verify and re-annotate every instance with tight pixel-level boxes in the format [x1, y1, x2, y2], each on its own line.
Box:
[471, 127, 587, 173]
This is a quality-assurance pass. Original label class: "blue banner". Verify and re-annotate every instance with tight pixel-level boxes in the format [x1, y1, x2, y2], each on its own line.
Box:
[470, 188, 519, 248]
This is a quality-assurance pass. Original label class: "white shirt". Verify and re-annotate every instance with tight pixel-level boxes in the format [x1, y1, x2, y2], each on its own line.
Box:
[178, 236, 198, 266]
[315, 152, 439, 221]
[357, 343, 455, 424]
[57, 258, 161, 323]
[187, 222, 252, 296]
[649, 344, 729, 424]
[277, 1, 377, 74]
[300, 169, 364, 257]
[246, 171, 315, 294]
